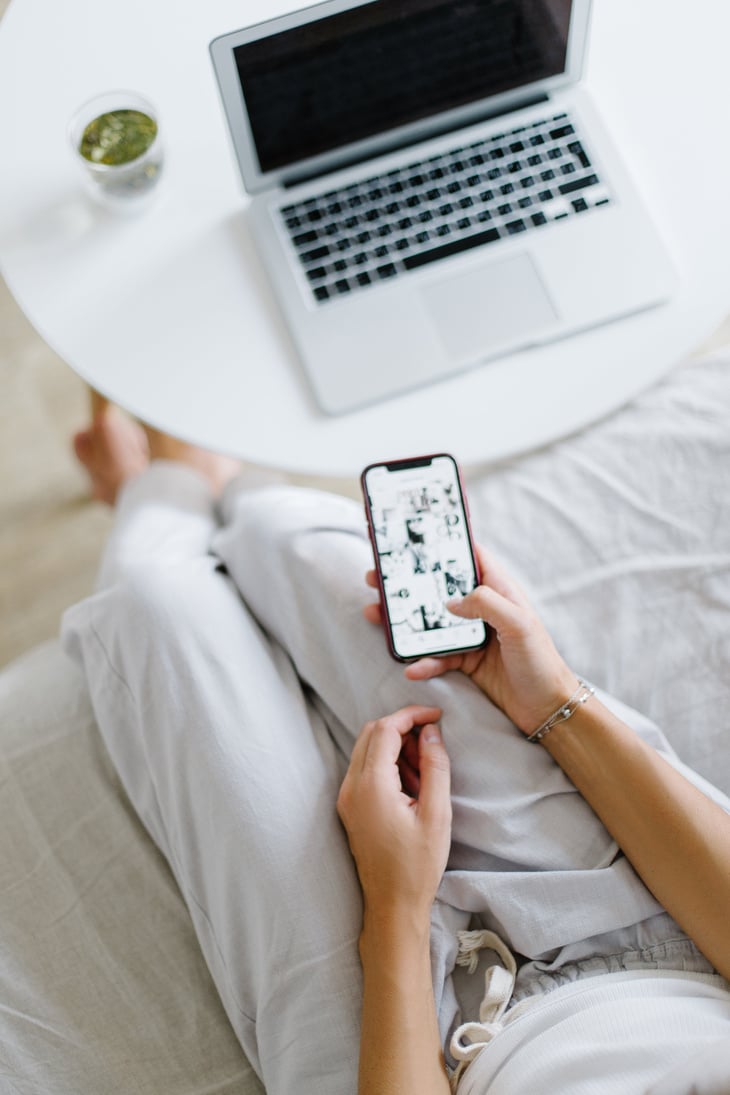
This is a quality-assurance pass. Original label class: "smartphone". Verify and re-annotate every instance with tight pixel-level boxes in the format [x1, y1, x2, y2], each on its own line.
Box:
[361, 453, 489, 662]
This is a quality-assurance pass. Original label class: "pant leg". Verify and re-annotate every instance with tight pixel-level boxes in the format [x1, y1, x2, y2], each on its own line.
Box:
[212, 484, 730, 969]
[62, 466, 364, 1095]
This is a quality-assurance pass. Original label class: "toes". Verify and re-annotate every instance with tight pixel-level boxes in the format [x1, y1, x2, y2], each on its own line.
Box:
[73, 429, 92, 463]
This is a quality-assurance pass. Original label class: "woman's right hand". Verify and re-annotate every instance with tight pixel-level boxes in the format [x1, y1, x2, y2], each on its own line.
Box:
[365, 545, 579, 737]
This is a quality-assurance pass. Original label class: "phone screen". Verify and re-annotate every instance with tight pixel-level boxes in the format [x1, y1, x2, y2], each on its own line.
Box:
[362, 454, 488, 661]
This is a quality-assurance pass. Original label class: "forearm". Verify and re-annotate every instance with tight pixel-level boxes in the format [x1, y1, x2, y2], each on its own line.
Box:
[358, 909, 450, 1095]
[542, 698, 730, 979]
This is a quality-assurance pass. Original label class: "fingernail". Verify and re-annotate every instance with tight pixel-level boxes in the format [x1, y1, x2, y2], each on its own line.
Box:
[421, 724, 441, 744]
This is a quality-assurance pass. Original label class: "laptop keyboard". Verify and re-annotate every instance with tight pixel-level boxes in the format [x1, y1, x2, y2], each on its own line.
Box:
[279, 112, 610, 304]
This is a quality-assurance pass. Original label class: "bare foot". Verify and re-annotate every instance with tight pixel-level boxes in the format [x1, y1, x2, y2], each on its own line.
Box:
[143, 426, 242, 496]
[74, 405, 243, 505]
[73, 406, 149, 505]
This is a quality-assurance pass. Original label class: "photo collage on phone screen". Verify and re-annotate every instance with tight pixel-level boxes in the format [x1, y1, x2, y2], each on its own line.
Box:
[371, 466, 477, 644]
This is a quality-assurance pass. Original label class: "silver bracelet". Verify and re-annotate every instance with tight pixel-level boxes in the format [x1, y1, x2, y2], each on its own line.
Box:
[526, 679, 595, 744]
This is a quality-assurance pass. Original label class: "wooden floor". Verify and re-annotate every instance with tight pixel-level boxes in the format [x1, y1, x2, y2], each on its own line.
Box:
[1, 0, 729, 668]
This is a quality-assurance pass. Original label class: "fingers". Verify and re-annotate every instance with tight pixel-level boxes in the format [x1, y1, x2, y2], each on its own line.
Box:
[362, 602, 382, 625]
[404, 654, 462, 680]
[349, 705, 443, 775]
[474, 544, 532, 609]
[365, 569, 378, 588]
[447, 581, 526, 635]
[416, 723, 452, 826]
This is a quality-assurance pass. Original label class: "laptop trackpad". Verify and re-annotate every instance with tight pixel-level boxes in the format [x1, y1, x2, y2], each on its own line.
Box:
[420, 252, 558, 361]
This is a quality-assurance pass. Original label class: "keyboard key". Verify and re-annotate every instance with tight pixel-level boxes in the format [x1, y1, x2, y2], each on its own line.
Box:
[347, 194, 363, 208]
[374, 244, 389, 257]
[333, 259, 347, 272]
[560, 162, 577, 176]
[415, 230, 430, 243]
[518, 196, 533, 209]
[538, 189, 553, 201]
[306, 266, 327, 281]
[436, 224, 451, 236]
[418, 210, 433, 223]
[314, 285, 329, 301]
[377, 223, 393, 237]
[353, 252, 368, 265]
[572, 197, 589, 212]
[540, 169, 556, 181]
[365, 209, 380, 221]
[438, 203, 454, 216]
[293, 229, 318, 247]
[476, 210, 492, 223]
[397, 217, 413, 230]
[550, 124, 575, 139]
[527, 154, 543, 167]
[376, 263, 397, 279]
[559, 173, 599, 195]
[568, 141, 592, 169]
[531, 212, 548, 226]
[498, 203, 513, 216]
[335, 238, 352, 251]
[357, 271, 372, 286]
[547, 148, 563, 160]
[520, 176, 535, 188]
[306, 209, 323, 222]
[426, 188, 441, 201]
[388, 180, 404, 193]
[355, 231, 372, 244]
[335, 279, 351, 294]
[285, 216, 302, 229]
[479, 189, 494, 202]
[446, 181, 461, 193]
[302, 245, 330, 263]
[403, 227, 500, 270]
[529, 134, 545, 146]
[500, 182, 514, 195]
[487, 167, 502, 180]
[510, 141, 524, 153]
[457, 217, 472, 230]
[466, 174, 481, 186]
[506, 219, 526, 234]
[395, 238, 409, 250]
[458, 195, 474, 208]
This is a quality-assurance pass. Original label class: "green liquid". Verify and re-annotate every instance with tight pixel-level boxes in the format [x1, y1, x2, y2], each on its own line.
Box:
[79, 109, 157, 166]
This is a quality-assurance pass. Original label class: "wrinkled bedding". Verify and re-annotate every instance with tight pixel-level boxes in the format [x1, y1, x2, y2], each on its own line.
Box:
[1, 349, 728, 1094]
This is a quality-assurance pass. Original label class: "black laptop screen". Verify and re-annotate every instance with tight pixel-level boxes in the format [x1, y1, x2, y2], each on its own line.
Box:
[234, 0, 572, 174]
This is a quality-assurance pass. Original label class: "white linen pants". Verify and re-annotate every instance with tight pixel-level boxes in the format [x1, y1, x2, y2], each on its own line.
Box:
[62, 463, 725, 1095]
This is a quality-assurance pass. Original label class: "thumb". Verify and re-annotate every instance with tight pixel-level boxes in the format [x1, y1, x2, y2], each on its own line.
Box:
[417, 725, 451, 825]
[447, 584, 523, 633]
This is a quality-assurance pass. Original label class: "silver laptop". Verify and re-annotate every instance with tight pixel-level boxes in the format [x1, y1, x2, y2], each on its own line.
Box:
[210, 0, 675, 415]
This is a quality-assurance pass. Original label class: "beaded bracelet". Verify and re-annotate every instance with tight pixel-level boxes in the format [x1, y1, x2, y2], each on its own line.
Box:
[526, 679, 595, 744]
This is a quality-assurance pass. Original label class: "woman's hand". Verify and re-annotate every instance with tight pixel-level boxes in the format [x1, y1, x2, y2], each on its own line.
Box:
[364, 546, 578, 736]
[336, 705, 451, 924]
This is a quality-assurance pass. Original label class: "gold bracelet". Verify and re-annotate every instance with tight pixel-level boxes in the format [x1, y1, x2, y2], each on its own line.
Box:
[526, 679, 595, 744]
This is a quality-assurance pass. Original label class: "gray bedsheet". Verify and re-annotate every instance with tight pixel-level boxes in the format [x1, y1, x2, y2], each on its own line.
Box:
[1, 348, 728, 1094]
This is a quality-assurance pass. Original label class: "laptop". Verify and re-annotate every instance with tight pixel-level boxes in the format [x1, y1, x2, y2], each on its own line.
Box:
[210, 0, 675, 415]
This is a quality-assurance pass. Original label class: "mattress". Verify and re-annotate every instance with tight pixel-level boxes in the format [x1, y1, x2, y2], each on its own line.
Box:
[1, 348, 728, 1093]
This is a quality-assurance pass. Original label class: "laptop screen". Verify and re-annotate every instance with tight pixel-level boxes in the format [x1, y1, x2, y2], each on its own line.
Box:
[234, 0, 572, 174]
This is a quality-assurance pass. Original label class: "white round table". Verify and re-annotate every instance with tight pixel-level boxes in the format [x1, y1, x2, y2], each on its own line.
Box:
[1, 0, 729, 475]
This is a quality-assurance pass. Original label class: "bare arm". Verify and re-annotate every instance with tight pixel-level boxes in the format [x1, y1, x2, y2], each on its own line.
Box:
[541, 697, 730, 981]
[337, 706, 452, 1095]
[366, 546, 730, 982]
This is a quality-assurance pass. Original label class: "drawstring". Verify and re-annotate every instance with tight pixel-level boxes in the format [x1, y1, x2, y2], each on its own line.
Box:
[450, 930, 518, 1090]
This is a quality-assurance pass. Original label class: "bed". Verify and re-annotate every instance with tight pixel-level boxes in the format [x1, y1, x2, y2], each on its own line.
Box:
[1, 348, 729, 1093]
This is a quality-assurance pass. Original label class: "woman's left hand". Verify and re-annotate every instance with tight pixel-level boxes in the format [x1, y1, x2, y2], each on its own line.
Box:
[337, 705, 452, 924]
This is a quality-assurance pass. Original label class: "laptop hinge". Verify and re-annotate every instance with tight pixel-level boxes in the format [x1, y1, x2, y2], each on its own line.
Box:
[282, 93, 550, 189]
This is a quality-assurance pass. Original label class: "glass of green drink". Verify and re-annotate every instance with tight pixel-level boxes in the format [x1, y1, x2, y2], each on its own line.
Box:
[70, 91, 163, 210]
